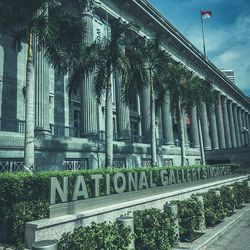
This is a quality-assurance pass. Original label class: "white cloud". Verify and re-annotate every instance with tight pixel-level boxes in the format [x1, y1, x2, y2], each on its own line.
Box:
[183, 13, 250, 91]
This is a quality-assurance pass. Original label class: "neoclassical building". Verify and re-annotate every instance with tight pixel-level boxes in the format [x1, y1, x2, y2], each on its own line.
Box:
[0, 0, 250, 171]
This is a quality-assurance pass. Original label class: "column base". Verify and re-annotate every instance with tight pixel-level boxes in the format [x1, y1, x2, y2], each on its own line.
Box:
[82, 133, 99, 139]
[204, 146, 212, 150]
[165, 141, 175, 146]
[212, 147, 219, 150]
[35, 127, 51, 139]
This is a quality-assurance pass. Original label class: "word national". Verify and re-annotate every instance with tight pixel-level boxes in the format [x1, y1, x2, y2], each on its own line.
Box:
[50, 166, 231, 204]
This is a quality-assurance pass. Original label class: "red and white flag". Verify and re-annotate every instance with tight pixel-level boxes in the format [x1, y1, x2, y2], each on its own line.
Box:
[201, 10, 212, 19]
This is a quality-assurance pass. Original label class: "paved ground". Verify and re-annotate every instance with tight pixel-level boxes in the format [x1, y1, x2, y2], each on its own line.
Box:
[206, 208, 250, 250]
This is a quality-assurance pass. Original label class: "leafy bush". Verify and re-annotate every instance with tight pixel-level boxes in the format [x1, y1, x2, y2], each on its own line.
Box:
[58, 222, 132, 250]
[202, 190, 226, 227]
[233, 181, 250, 208]
[220, 186, 236, 216]
[242, 180, 250, 203]
[134, 208, 175, 250]
[7, 201, 49, 245]
[173, 198, 203, 241]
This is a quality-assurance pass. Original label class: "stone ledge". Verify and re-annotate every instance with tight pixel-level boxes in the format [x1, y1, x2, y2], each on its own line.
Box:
[25, 174, 248, 248]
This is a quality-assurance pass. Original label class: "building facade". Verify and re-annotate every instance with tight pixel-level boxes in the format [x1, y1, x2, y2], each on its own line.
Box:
[0, 0, 250, 171]
[221, 69, 235, 84]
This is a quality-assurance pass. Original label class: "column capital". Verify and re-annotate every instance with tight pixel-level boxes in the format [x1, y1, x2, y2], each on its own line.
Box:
[221, 95, 228, 105]
[82, 0, 101, 15]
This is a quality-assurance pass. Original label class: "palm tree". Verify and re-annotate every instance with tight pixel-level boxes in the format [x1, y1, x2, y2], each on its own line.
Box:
[0, 0, 85, 171]
[68, 18, 135, 167]
[186, 75, 216, 165]
[124, 35, 172, 166]
[168, 61, 215, 166]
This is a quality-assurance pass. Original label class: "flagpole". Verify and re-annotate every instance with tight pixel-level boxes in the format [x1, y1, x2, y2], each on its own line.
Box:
[200, 11, 207, 59]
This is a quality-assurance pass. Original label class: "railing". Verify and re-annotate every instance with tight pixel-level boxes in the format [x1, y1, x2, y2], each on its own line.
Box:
[0, 159, 24, 172]
[0, 118, 25, 133]
[113, 158, 126, 168]
[49, 125, 165, 147]
[50, 124, 81, 138]
[141, 158, 152, 167]
[63, 159, 89, 170]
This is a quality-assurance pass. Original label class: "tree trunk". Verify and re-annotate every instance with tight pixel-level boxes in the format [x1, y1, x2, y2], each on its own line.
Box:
[177, 100, 186, 166]
[24, 32, 35, 172]
[105, 81, 113, 167]
[197, 108, 206, 165]
[151, 82, 157, 166]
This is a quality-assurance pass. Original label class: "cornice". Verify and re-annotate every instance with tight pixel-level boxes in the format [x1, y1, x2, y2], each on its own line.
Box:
[97, 0, 250, 109]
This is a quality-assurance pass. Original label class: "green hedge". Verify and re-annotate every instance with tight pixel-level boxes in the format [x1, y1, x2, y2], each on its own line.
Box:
[134, 208, 176, 250]
[7, 201, 49, 245]
[58, 222, 132, 250]
[173, 198, 203, 241]
[0, 164, 242, 245]
[0, 164, 240, 216]
[202, 190, 226, 227]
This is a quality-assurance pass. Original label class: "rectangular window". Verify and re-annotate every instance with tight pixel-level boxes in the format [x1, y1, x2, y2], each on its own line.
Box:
[131, 120, 140, 143]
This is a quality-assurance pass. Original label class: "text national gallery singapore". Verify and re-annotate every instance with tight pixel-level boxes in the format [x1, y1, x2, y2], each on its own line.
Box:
[0, 0, 250, 171]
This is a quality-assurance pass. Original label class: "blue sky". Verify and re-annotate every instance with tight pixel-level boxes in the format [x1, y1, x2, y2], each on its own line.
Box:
[148, 0, 250, 96]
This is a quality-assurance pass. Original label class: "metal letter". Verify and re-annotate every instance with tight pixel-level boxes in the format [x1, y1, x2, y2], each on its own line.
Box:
[139, 171, 149, 190]
[128, 172, 138, 191]
[50, 177, 68, 205]
[72, 175, 89, 201]
[91, 174, 103, 197]
[113, 173, 126, 194]
[160, 170, 169, 186]
[149, 171, 156, 188]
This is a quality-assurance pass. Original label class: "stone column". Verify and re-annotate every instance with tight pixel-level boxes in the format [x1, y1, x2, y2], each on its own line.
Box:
[221, 96, 232, 148]
[34, 42, 50, 135]
[215, 93, 226, 149]
[242, 110, 248, 146]
[238, 107, 244, 147]
[228, 101, 237, 148]
[115, 69, 131, 140]
[233, 104, 241, 147]
[200, 102, 211, 150]
[190, 106, 199, 148]
[248, 114, 250, 144]
[80, 6, 98, 137]
[245, 112, 250, 145]
[208, 105, 219, 149]
[140, 86, 151, 143]
[161, 91, 174, 145]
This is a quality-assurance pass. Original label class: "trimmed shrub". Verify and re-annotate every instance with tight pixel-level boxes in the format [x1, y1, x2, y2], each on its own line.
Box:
[220, 186, 236, 216]
[134, 208, 176, 250]
[7, 200, 49, 245]
[202, 190, 226, 227]
[58, 222, 132, 250]
[173, 198, 203, 241]
[233, 181, 250, 208]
